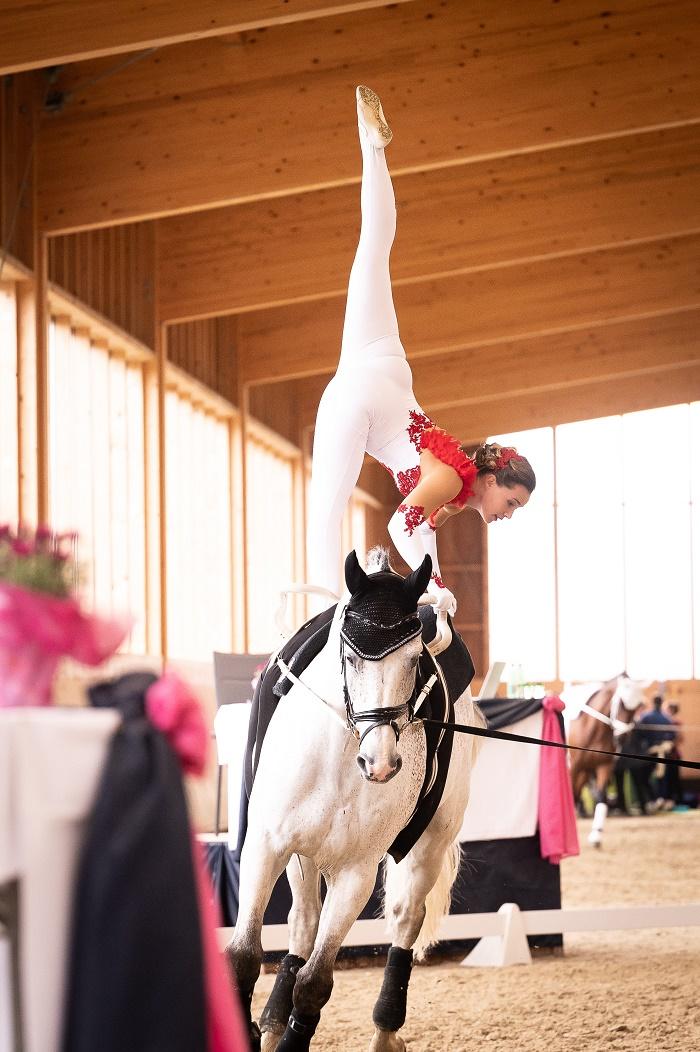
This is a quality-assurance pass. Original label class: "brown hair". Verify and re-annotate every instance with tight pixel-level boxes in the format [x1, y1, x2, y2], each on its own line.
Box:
[467, 441, 536, 493]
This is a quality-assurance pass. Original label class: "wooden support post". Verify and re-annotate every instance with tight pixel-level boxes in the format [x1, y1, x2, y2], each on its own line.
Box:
[237, 379, 250, 652]
[33, 231, 48, 525]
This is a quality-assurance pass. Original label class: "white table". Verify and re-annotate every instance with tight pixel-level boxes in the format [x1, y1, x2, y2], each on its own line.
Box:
[0, 708, 119, 1052]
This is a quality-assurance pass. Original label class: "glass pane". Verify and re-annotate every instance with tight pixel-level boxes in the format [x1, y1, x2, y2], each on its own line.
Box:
[556, 417, 625, 680]
[624, 503, 692, 679]
[165, 389, 232, 660]
[556, 416, 623, 506]
[623, 404, 690, 502]
[488, 427, 556, 681]
[0, 284, 19, 523]
[623, 405, 692, 679]
[246, 436, 296, 653]
[556, 504, 625, 680]
[48, 322, 146, 652]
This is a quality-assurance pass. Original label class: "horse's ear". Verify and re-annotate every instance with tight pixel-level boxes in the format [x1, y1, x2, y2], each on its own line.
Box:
[345, 550, 368, 595]
[404, 554, 432, 602]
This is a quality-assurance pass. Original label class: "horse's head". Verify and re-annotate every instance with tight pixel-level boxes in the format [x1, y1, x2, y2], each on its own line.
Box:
[608, 674, 649, 736]
[612, 675, 648, 720]
[339, 548, 432, 783]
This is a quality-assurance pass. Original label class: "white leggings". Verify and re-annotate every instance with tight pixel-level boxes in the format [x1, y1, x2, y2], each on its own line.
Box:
[307, 131, 431, 596]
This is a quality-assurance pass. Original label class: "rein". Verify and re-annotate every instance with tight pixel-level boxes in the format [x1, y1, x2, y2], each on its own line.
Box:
[419, 717, 700, 772]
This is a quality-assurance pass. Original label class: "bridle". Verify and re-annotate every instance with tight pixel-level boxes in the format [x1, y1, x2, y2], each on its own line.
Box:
[340, 607, 438, 747]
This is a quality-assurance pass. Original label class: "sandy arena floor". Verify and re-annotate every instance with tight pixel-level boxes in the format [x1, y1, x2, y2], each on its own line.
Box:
[252, 811, 700, 1051]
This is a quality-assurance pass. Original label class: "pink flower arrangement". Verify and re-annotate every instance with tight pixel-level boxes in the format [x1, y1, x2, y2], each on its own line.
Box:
[0, 522, 130, 707]
[0, 523, 78, 597]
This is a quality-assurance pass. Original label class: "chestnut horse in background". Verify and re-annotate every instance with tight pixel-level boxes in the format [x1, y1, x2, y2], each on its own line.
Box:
[568, 675, 646, 847]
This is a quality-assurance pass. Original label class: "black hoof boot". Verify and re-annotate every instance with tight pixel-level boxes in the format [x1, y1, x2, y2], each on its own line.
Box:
[260, 954, 306, 1040]
[276, 1009, 321, 1051]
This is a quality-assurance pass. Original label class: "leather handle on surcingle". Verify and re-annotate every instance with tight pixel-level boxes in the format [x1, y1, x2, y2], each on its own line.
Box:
[418, 602, 452, 656]
[275, 583, 339, 639]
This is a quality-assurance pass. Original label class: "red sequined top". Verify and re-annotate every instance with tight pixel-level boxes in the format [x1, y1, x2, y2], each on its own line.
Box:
[419, 426, 477, 508]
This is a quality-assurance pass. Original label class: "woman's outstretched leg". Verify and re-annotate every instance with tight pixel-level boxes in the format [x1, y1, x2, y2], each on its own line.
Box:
[307, 87, 400, 598]
[340, 86, 402, 363]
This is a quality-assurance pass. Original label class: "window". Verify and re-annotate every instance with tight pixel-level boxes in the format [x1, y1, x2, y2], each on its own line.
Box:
[556, 416, 625, 680]
[164, 373, 234, 661]
[47, 317, 147, 652]
[489, 403, 699, 681]
[246, 423, 300, 652]
[622, 405, 692, 680]
[487, 427, 556, 682]
[0, 282, 19, 523]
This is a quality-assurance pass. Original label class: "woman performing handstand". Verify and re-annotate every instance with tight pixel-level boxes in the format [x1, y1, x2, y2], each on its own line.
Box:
[308, 87, 536, 612]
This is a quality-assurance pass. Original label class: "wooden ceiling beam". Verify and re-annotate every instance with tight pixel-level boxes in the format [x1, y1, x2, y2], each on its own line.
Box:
[0, 1, 415, 75]
[291, 309, 700, 429]
[37, 0, 700, 232]
[157, 124, 700, 321]
[434, 362, 700, 445]
[236, 233, 700, 384]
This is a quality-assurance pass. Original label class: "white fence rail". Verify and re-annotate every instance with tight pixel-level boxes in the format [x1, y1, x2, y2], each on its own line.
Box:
[218, 902, 700, 962]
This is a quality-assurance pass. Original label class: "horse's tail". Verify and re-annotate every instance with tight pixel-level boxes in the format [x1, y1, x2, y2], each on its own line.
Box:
[413, 839, 461, 961]
[382, 838, 461, 963]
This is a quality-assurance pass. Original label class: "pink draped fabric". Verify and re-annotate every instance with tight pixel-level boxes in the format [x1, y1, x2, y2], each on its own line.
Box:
[146, 673, 248, 1052]
[538, 694, 580, 864]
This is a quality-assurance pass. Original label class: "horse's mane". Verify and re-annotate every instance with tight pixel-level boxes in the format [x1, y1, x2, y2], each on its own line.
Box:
[365, 545, 392, 574]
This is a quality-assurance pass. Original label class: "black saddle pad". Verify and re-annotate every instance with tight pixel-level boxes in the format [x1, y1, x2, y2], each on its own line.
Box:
[237, 605, 475, 862]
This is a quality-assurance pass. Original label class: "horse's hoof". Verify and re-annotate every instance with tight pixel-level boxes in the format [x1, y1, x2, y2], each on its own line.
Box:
[368, 1027, 406, 1052]
[261, 1029, 282, 1052]
[250, 1021, 262, 1052]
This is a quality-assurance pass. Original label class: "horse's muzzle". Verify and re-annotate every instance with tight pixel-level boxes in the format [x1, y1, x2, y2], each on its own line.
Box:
[356, 752, 402, 783]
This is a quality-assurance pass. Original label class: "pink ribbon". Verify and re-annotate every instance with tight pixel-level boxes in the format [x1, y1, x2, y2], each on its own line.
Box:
[538, 694, 580, 864]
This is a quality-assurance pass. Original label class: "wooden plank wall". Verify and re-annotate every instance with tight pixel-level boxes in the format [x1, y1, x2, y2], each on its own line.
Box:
[47, 225, 157, 347]
[166, 316, 238, 401]
[0, 73, 37, 267]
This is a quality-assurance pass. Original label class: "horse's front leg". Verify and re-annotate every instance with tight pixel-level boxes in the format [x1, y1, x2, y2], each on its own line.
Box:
[275, 862, 380, 1051]
[369, 829, 456, 1052]
[225, 831, 290, 1051]
[260, 855, 322, 1051]
[588, 761, 613, 848]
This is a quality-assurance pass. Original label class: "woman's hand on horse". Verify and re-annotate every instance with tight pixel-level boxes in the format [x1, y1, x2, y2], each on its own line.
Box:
[428, 583, 457, 615]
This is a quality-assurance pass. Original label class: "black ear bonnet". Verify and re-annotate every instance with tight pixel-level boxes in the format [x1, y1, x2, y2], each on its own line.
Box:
[340, 569, 424, 661]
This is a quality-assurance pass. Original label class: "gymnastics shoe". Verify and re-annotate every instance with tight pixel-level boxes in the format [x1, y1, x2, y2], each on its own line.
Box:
[356, 85, 392, 148]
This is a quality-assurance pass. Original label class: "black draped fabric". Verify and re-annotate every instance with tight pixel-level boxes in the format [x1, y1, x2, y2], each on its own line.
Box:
[62, 673, 207, 1052]
[478, 695, 545, 729]
[444, 836, 562, 953]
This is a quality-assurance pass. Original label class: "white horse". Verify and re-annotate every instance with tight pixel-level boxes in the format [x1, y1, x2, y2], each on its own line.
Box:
[226, 549, 483, 1051]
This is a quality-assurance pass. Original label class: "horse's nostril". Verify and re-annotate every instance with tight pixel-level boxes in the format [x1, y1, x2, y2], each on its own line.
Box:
[394, 756, 402, 774]
[356, 753, 368, 774]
